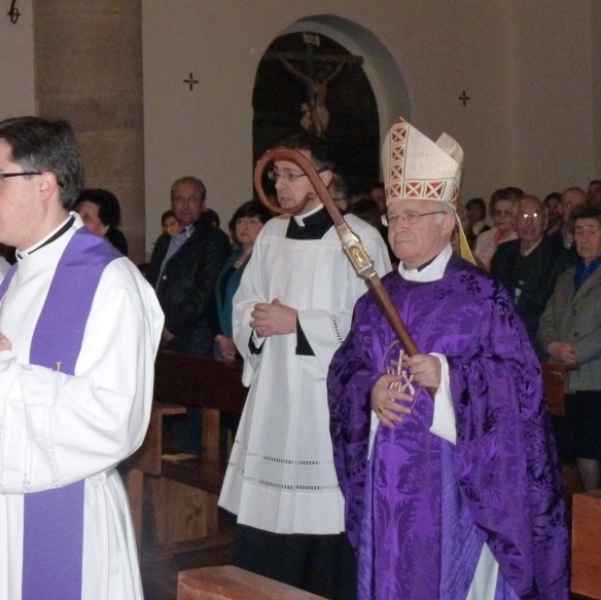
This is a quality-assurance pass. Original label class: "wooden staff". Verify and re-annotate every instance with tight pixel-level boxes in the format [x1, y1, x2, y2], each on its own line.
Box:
[253, 147, 436, 400]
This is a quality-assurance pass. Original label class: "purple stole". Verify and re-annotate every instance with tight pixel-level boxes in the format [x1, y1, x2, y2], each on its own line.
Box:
[0, 227, 121, 600]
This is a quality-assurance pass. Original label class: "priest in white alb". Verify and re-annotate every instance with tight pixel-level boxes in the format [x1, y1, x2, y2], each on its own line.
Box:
[219, 132, 391, 600]
[0, 116, 163, 600]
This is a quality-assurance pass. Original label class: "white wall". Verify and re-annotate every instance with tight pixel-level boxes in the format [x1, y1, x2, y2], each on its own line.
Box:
[0, 1, 599, 252]
[511, 0, 597, 196]
[142, 0, 517, 249]
[0, 0, 35, 120]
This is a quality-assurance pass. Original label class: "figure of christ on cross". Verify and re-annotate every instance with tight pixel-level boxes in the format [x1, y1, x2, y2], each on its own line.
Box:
[278, 53, 348, 137]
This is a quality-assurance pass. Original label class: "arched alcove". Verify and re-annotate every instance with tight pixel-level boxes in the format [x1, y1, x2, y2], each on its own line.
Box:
[252, 15, 409, 195]
[253, 31, 379, 195]
[285, 15, 411, 143]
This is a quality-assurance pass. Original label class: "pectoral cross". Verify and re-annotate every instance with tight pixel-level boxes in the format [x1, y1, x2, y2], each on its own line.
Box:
[387, 349, 418, 397]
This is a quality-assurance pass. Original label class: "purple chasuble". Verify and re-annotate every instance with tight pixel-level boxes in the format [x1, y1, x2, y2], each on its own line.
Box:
[327, 254, 570, 600]
[0, 227, 121, 600]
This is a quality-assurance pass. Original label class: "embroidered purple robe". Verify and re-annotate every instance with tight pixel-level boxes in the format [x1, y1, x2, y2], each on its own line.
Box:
[327, 253, 569, 600]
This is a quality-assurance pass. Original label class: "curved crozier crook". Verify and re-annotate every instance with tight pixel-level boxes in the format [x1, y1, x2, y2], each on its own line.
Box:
[253, 146, 433, 399]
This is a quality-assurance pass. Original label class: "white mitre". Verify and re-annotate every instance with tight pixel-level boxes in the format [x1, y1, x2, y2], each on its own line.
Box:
[382, 116, 474, 263]
[382, 116, 463, 206]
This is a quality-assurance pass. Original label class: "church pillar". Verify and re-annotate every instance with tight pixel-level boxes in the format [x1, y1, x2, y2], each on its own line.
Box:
[32, 0, 145, 262]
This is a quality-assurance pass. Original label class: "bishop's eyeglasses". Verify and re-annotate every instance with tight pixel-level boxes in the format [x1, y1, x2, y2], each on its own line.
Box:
[382, 210, 446, 227]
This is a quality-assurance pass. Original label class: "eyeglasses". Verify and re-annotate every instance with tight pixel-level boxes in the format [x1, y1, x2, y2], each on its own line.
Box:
[267, 169, 307, 183]
[382, 210, 446, 227]
[516, 212, 543, 221]
[0, 172, 41, 180]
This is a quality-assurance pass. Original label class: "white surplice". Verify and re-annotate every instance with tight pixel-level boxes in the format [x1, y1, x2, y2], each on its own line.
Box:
[219, 212, 391, 534]
[0, 214, 164, 600]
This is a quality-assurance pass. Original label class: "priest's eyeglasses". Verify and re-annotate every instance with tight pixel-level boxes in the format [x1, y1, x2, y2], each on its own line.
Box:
[267, 169, 308, 183]
[382, 210, 446, 227]
[0, 172, 42, 180]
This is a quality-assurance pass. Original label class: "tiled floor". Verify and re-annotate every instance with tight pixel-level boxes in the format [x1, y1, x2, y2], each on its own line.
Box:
[139, 460, 592, 600]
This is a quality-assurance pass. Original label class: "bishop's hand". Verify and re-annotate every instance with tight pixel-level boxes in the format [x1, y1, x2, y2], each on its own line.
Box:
[405, 353, 441, 389]
[371, 374, 414, 428]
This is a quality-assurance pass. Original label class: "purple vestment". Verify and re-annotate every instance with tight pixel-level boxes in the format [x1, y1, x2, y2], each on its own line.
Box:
[327, 253, 569, 600]
[0, 227, 121, 600]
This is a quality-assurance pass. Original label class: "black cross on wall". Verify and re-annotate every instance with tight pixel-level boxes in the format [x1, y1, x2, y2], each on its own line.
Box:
[184, 73, 199, 91]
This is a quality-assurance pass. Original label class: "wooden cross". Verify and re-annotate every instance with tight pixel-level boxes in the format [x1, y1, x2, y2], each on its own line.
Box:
[459, 90, 471, 106]
[183, 73, 199, 91]
[265, 47, 363, 76]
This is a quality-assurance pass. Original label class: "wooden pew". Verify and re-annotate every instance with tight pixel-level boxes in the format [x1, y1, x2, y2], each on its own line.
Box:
[177, 566, 326, 600]
[572, 491, 601, 598]
[540, 361, 568, 417]
[121, 352, 247, 558]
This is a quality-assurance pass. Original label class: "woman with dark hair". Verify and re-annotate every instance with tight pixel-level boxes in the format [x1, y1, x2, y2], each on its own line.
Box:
[74, 188, 128, 256]
[543, 192, 562, 235]
[464, 196, 490, 249]
[161, 209, 177, 234]
[538, 204, 601, 491]
[214, 199, 272, 360]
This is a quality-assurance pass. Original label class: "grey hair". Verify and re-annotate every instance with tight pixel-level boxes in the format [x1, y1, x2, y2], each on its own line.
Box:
[433, 201, 455, 224]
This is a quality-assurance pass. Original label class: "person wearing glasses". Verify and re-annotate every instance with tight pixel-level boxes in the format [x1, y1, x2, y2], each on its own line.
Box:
[490, 195, 576, 358]
[0, 116, 163, 599]
[328, 117, 568, 600]
[219, 132, 390, 600]
[474, 186, 522, 270]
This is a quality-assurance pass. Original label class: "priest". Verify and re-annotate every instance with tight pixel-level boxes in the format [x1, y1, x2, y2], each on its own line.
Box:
[327, 117, 569, 600]
[219, 132, 391, 599]
[0, 116, 163, 600]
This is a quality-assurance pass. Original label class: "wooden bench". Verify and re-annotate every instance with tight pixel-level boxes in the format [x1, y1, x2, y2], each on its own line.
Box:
[121, 352, 247, 557]
[177, 566, 326, 600]
[541, 361, 569, 417]
[572, 490, 601, 599]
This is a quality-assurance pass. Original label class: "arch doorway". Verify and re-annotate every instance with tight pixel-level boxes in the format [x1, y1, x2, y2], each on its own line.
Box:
[252, 16, 410, 197]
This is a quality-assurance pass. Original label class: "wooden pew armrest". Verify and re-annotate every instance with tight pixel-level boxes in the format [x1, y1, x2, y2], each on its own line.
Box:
[122, 402, 187, 475]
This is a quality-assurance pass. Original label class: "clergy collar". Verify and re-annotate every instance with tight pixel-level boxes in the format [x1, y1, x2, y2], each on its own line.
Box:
[18, 213, 76, 258]
[286, 205, 333, 240]
[398, 244, 452, 282]
[292, 202, 325, 226]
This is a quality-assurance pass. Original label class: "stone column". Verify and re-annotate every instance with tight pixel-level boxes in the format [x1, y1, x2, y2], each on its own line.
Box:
[33, 0, 145, 263]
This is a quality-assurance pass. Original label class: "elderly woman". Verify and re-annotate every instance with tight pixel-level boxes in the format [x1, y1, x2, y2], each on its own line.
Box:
[74, 188, 128, 256]
[214, 199, 272, 360]
[474, 186, 522, 270]
[538, 204, 601, 491]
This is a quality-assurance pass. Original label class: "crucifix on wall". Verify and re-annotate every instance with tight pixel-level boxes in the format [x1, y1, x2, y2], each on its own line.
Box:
[266, 33, 363, 137]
